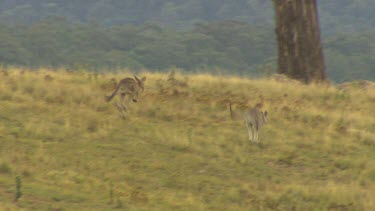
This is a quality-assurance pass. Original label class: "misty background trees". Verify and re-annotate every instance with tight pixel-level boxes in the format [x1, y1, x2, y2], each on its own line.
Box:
[0, 0, 374, 82]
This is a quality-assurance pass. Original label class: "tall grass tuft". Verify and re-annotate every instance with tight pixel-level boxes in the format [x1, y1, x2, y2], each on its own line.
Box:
[14, 176, 22, 202]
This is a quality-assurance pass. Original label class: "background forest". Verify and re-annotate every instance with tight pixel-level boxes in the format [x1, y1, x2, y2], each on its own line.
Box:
[0, 0, 374, 82]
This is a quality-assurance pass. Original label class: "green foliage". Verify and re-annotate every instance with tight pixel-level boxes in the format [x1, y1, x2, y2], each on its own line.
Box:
[324, 32, 375, 82]
[0, 1, 274, 27]
[0, 20, 276, 75]
[0, 1, 375, 82]
[15, 176, 22, 202]
[1, 1, 374, 35]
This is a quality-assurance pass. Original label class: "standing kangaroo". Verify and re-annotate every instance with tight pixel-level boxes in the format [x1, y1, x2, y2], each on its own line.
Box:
[107, 75, 146, 117]
[229, 103, 268, 143]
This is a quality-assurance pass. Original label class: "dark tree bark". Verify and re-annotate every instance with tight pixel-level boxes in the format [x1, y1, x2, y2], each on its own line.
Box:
[273, 0, 325, 83]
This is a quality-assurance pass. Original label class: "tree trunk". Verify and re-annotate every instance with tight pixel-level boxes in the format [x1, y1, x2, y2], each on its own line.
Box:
[273, 0, 325, 83]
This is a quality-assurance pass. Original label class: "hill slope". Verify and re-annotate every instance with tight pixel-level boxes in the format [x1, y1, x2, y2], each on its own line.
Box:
[0, 68, 374, 210]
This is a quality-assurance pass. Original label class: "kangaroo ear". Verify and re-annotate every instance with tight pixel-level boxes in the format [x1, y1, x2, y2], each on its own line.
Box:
[141, 76, 146, 82]
[134, 75, 141, 82]
[264, 111, 268, 117]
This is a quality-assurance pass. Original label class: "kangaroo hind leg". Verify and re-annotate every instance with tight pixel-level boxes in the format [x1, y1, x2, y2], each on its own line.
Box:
[246, 122, 254, 142]
[117, 93, 128, 119]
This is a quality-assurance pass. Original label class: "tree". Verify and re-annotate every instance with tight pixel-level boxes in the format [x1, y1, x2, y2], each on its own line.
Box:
[273, 0, 325, 83]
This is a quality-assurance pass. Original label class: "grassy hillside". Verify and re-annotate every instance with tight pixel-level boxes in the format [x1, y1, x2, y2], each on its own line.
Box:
[0, 68, 374, 210]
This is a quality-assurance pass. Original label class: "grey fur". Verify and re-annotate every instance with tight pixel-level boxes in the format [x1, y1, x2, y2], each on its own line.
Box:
[230, 103, 268, 143]
[107, 75, 146, 118]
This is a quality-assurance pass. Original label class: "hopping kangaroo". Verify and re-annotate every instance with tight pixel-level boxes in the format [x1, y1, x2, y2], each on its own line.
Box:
[229, 103, 268, 143]
[107, 75, 146, 117]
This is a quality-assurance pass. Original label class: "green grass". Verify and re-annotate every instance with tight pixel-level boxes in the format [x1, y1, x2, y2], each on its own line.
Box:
[0, 68, 374, 210]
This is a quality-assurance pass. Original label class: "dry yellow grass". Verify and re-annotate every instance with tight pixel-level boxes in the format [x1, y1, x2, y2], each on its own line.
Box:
[0, 67, 374, 210]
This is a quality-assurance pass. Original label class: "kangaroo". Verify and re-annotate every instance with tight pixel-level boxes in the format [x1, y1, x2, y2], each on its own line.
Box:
[107, 75, 146, 118]
[229, 103, 268, 143]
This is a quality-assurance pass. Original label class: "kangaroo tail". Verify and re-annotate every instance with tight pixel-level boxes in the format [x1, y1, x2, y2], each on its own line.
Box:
[107, 83, 121, 102]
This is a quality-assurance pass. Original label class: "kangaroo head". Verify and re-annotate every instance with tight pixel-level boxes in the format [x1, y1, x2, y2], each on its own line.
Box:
[130, 88, 140, 103]
[131, 75, 147, 103]
[134, 75, 147, 91]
